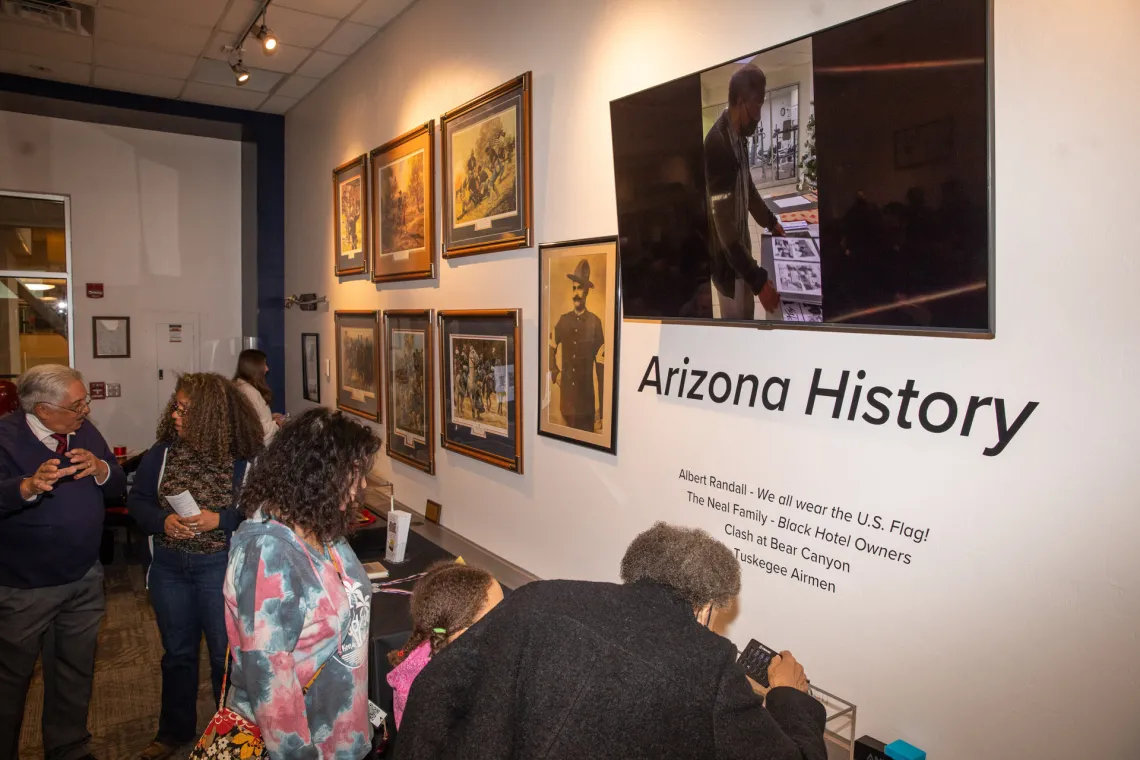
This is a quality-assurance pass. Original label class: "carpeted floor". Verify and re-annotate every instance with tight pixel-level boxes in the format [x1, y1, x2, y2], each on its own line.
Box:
[18, 538, 215, 760]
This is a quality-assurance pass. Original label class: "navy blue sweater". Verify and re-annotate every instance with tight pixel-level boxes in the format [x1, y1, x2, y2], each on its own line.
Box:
[0, 411, 127, 588]
[126, 440, 250, 539]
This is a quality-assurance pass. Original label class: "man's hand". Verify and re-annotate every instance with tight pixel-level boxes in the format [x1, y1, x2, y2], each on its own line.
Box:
[164, 514, 194, 540]
[758, 280, 781, 313]
[771, 222, 786, 237]
[182, 511, 220, 534]
[20, 459, 79, 499]
[67, 449, 108, 481]
[767, 650, 810, 692]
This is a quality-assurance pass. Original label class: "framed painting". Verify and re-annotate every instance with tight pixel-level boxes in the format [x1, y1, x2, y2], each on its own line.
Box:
[301, 332, 320, 403]
[440, 72, 533, 258]
[371, 122, 436, 282]
[383, 309, 435, 474]
[334, 311, 380, 421]
[538, 237, 621, 454]
[333, 154, 369, 276]
[438, 309, 522, 473]
[92, 316, 130, 358]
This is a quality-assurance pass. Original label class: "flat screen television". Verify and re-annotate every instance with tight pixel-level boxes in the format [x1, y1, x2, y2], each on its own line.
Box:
[610, 0, 992, 335]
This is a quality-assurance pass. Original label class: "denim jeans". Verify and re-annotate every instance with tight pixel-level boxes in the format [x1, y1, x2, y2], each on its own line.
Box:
[148, 543, 229, 744]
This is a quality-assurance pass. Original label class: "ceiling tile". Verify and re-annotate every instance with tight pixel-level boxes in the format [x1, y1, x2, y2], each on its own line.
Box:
[99, 0, 229, 28]
[94, 9, 212, 57]
[259, 94, 300, 114]
[0, 20, 93, 64]
[296, 50, 346, 79]
[0, 50, 89, 85]
[255, 6, 339, 49]
[193, 58, 283, 94]
[350, 0, 413, 28]
[274, 0, 361, 19]
[203, 32, 310, 74]
[182, 81, 268, 110]
[219, 0, 262, 34]
[274, 74, 320, 99]
[319, 21, 377, 56]
[93, 67, 185, 99]
[94, 40, 197, 79]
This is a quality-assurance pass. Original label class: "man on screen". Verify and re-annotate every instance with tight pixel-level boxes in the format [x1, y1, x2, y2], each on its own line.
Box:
[550, 259, 604, 432]
[705, 64, 786, 319]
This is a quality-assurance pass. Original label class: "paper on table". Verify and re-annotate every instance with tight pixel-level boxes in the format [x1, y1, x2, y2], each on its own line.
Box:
[164, 490, 201, 518]
[773, 196, 807, 208]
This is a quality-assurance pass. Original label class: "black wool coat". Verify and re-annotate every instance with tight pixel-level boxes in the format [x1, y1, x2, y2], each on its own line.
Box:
[393, 579, 827, 760]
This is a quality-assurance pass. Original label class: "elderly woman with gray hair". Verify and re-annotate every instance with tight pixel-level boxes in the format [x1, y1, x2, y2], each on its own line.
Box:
[0, 364, 126, 760]
[394, 522, 826, 760]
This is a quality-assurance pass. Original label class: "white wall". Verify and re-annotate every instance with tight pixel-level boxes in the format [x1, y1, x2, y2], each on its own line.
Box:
[0, 111, 244, 449]
[283, 0, 1140, 757]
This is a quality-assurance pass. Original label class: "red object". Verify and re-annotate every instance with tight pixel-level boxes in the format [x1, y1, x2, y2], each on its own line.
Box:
[0, 381, 17, 416]
[86, 283, 104, 298]
[51, 433, 67, 455]
[114, 446, 126, 456]
[89, 382, 106, 400]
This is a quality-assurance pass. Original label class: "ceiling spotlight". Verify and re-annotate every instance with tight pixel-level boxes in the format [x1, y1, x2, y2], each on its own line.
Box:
[23, 283, 53, 292]
[232, 60, 250, 85]
[256, 25, 278, 54]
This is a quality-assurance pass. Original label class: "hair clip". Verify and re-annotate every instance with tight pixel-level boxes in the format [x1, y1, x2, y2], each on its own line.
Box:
[432, 627, 447, 634]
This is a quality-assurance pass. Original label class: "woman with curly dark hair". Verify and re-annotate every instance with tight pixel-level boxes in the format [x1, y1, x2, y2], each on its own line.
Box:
[127, 373, 263, 760]
[219, 408, 380, 758]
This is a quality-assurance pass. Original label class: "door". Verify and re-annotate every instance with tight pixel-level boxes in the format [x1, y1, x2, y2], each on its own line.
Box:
[155, 320, 197, 417]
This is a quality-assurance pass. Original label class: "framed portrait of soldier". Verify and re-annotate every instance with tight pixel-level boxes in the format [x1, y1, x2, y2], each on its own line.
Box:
[333, 154, 370, 276]
[334, 311, 381, 422]
[440, 73, 532, 258]
[538, 237, 620, 454]
[438, 309, 522, 473]
[370, 123, 436, 282]
[383, 310, 435, 474]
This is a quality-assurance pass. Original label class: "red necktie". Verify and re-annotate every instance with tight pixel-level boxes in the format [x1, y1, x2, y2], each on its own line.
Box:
[50, 433, 67, 456]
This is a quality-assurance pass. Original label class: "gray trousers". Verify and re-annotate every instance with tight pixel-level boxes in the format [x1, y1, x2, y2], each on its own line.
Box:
[0, 563, 104, 760]
[714, 278, 756, 320]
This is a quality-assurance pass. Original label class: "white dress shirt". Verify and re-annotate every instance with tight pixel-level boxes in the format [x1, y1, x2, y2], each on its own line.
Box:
[26, 412, 111, 492]
[235, 379, 277, 444]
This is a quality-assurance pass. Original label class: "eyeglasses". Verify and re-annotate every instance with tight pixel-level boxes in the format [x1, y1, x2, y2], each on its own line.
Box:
[40, 396, 91, 415]
[173, 401, 191, 415]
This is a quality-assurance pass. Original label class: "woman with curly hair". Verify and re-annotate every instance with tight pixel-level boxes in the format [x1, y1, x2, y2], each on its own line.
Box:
[221, 407, 380, 758]
[386, 561, 503, 729]
[127, 373, 263, 760]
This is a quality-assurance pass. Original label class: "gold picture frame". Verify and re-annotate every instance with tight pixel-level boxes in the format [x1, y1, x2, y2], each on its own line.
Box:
[333, 154, 369, 276]
[334, 310, 381, 421]
[370, 123, 436, 282]
[382, 309, 435, 474]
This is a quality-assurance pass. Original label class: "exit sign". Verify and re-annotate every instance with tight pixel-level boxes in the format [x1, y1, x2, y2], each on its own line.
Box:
[86, 283, 104, 298]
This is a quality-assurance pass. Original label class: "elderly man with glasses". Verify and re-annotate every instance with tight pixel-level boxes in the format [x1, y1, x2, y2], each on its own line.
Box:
[0, 364, 126, 760]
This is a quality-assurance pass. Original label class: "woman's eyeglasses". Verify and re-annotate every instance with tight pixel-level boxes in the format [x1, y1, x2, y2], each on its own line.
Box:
[173, 401, 191, 415]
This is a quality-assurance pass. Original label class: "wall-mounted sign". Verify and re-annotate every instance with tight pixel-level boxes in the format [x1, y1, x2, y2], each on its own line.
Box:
[169, 324, 182, 343]
[86, 283, 104, 298]
[89, 382, 106, 400]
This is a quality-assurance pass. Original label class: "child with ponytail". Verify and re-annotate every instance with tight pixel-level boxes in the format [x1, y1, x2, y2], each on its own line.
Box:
[387, 561, 503, 728]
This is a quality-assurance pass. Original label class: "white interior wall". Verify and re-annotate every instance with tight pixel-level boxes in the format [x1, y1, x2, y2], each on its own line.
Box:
[0, 111, 244, 449]
[283, 0, 1140, 757]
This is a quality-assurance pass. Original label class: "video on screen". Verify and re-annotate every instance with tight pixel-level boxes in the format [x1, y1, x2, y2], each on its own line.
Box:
[610, 0, 990, 332]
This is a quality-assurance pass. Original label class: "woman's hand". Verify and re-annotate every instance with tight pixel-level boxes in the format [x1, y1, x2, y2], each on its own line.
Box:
[182, 511, 220, 533]
[164, 514, 194, 540]
[767, 651, 810, 692]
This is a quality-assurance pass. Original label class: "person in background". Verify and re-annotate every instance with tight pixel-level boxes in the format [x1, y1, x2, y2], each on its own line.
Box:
[0, 365, 126, 760]
[233, 349, 285, 444]
[394, 522, 826, 760]
[223, 408, 378, 758]
[128, 373, 263, 760]
[387, 561, 503, 729]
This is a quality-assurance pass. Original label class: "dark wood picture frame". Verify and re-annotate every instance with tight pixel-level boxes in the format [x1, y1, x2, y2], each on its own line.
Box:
[438, 309, 523, 473]
[537, 236, 621, 455]
[92, 316, 130, 358]
[301, 332, 320, 403]
[334, 311, 381, 422]
[440, 73, 533, 258]
[382, 309, 435, 474]
[370, 122, 436, 283]
[333, 154, 370, 276]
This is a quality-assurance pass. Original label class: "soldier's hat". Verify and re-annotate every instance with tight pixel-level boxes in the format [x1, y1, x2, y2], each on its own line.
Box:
[567, 259, 594, 290]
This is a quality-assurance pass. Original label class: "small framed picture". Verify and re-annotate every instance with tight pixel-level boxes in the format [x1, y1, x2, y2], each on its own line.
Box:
[93, 317, 130, 358]
[334, 311, 381, 421]
[425, 499, 442, 524]
[301, 333, 320, 403]
[371, 122, 436, 282]
[440, 73, 533, 258]
[438, 309, 522, 473]
[333, 154, 369, 276]
[538, 237, 620, 454]
[382, 309, 435, 474]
